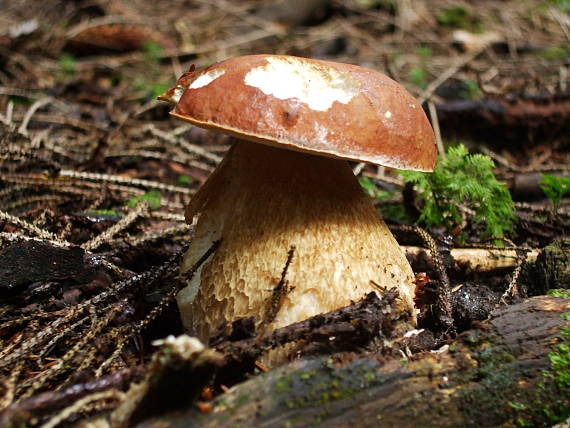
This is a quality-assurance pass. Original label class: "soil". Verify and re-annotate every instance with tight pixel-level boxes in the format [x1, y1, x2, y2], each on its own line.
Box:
[0, 0, 569, 426]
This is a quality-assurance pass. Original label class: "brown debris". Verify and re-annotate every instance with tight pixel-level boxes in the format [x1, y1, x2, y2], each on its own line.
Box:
[214, 291, 403, 366]
[435, 92, 570, 146]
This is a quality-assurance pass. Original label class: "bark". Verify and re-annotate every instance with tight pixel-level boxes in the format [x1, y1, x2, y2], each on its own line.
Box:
[137, 296, 570, 428]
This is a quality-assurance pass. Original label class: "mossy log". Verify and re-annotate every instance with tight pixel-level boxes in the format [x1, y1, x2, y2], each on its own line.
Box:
[140, 296, 569, 428]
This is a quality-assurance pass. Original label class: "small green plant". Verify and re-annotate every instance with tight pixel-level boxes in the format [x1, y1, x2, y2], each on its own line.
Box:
[541, 318, 570, 421]
[409, 68, 428, 89]
[359, 177, 409, 222]
[400, 144, 516, 240]
[436, 6, 482, 31]
[540, 173, 570, 212]
[548, 289, 570, 299]
[142, 41, 163, 63]
[409, 46, 432, 89]
[463, 79, 482, 100]
[127, 190, 162, 210]
[132, 41, 171, 98]
[176, 174, 194, 186]
[58, 53, 76, 76]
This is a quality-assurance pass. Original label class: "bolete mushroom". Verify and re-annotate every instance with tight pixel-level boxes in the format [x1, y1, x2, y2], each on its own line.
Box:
[159, 55, 436, 347]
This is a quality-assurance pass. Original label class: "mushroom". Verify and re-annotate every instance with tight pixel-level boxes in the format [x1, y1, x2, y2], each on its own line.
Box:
[159, 55, 436, 346]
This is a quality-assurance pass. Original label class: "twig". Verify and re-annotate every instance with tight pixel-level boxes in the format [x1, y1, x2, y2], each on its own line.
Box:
[58, 169, 193, 195]
[428, 101, 445, 159]
[17, 97, 53, 136]
[396, 225, 454, 332]
[40, 390, 125, 428]
[81, 201, 149, 251]
[418, 48, 485, 104]
[0, 209, 62, 242]
[144, 124, 223, 164]
[263, 246, 296, 325]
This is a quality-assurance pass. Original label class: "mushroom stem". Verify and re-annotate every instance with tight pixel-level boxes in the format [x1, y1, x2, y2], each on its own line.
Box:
[178, 140, 416, 342]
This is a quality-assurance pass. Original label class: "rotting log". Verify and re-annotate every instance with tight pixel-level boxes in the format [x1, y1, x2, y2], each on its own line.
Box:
[138, 296, 569, 428]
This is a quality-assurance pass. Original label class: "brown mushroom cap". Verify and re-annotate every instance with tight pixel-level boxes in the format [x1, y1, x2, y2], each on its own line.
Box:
[161, 55, 437, 171]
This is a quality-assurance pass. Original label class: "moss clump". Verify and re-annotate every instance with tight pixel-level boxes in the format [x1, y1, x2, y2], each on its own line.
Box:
[275, 359, 386, 411]
[462, 314, 570, 427]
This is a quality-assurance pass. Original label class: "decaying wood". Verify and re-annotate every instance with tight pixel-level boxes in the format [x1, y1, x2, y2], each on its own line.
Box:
[135, 295, 569, 428]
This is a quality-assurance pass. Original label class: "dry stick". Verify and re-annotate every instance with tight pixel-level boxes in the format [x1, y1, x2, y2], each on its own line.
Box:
[498, 248, 528, 306]
[18, 306, 123, 400]
[549, 7, 570, 43]
[59, 345, 100, 390]
[0, 361, 24, 411]
[17, 97, 53, 136]
[481, 146, 570, 174]
[150, 211, 186, 222]
[12, 112, 107, 133]
[0, 209, 61, 241]
[0, 100, 15, 125]
[35, 315, 93, 361]
[95, 239, 221, 377]
[105, 149, 214, 173]
[402, 225, 454, 332]
[57, 169, 193, 195]
[94, 328, 130, 378]
[81, 201, 149, 251]
[427, 101, 445, 159]
[40, 390, 125, 428]
[0, 173, 146, 197]
[417, 48, 485, 105]
[145, 125, 223, 164]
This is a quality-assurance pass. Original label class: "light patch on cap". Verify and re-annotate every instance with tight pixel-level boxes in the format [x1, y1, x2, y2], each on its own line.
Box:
[171, 85, 186, 104]
[244, 56, 360, 111]
[189, 68, 226, 89]
[385, 111, 392, 118]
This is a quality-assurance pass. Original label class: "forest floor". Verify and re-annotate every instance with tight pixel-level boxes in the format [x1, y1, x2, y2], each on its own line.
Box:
[0, 0, 569, 426]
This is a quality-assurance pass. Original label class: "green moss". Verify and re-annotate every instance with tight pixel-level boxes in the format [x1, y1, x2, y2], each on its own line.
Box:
[400, 144, 516, 241]
[274, 359, 388, 411]
[276, 376, 293, 393]
[462, 316, 570, 426]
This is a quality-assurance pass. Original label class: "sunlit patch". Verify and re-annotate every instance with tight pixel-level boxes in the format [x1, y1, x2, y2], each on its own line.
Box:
[189, 68, 226, 89]
[244, 56, 360, 111]
[385, 111, 392, 118]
